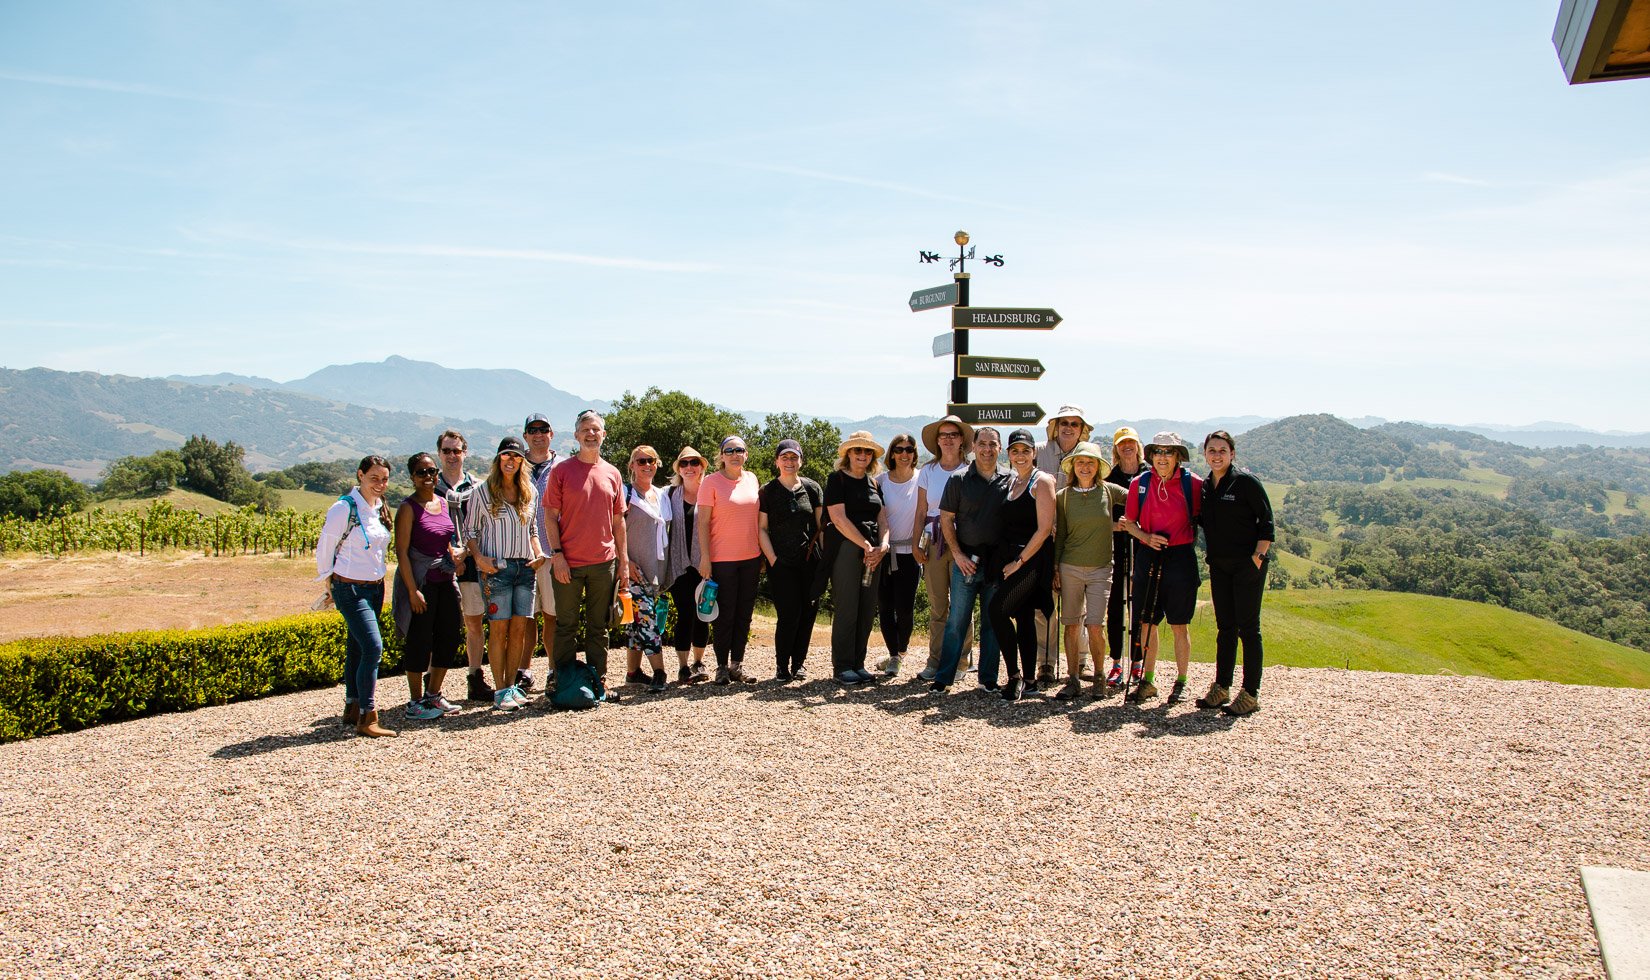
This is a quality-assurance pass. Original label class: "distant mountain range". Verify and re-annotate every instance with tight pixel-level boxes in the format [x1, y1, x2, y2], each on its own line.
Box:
[4, 356, 1649, 480]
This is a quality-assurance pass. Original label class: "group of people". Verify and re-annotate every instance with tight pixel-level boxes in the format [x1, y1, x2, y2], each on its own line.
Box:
[314, 405, 1274, 737]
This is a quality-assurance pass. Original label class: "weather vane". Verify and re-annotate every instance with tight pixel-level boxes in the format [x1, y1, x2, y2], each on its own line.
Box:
[919, 230, 1003, 273]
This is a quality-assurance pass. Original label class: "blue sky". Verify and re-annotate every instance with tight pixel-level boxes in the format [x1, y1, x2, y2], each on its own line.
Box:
[3, 1, 1648, 429]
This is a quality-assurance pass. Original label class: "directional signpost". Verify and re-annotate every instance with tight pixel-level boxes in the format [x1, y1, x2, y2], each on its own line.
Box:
[956, 355, 1044, 380]
[952, 307, 1061, 330]
[948, 403, 1045, 426]
[909, 283, 959, 312]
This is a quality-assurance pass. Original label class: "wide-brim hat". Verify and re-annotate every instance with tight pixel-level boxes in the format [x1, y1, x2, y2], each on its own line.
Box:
[1045, 404, 1093, 441]
[1060, 441, 1112, 481]
[837, 430, 885, 463]
[920, 414, 974, 454]
[673, 445, 707, 470]
[694, 579, 718, 622]
[1113, 426, 1143, 452]
[1145, 430, 1190, 464]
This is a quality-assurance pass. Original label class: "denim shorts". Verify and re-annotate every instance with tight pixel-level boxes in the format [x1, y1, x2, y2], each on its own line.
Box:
[484, 558, 537, 621]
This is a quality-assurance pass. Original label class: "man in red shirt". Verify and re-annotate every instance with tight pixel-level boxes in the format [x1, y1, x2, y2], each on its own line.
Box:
[1121, 431, 1203, 704]
[545, 410, 630, 694]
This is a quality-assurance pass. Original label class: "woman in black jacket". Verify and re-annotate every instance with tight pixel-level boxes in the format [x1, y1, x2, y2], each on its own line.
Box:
[1195, 430, 1273, 716]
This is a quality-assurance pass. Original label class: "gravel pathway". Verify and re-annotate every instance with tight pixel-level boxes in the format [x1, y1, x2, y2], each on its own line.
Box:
[2, 661, 1645, 978]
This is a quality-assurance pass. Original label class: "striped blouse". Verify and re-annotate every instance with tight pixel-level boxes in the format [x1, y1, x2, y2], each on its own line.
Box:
[462, 482, 540, 561]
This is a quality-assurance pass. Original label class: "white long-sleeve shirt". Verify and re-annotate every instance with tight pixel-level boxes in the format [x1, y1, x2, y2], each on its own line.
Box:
[315, 488, 392, 582]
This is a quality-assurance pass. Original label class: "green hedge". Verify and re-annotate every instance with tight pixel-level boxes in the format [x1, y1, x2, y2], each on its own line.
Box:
[0, 610, 404, 744]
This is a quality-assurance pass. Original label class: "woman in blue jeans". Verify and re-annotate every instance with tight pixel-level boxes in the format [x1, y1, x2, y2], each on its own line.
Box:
[317, 455, 397, 737]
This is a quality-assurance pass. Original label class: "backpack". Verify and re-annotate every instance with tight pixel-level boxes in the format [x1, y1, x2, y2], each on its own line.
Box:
[1134, 468, 1196, 533]
[550, 659, 606, 710]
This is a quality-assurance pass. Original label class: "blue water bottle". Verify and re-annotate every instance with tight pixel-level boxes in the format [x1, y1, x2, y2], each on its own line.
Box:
[697, 579, 719, 617]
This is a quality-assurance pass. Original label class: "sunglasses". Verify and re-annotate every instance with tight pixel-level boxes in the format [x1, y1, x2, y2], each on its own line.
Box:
[438, 447, 465, 455]
[1150, 448, 1178, 457]
[722, 447, 747, 455]
[632, 457, 658, 465]
[525, 426, 551, 435]
[891, 446, 916, 454]
[677, 459, 704, 468]
[413, 467, 438, 477]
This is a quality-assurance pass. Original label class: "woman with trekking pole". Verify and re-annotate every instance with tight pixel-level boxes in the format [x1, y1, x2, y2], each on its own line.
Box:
[1120, 431, 1203, 704]
[986, 428, 1056, 701]
[317, 455, 397, 737]
[1194, 430, 1273, 717]
[1051, 442, 1129, 699]
[1105, 427, 1146, 691]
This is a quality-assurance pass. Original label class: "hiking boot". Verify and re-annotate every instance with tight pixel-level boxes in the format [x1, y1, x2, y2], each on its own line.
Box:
[1035, 665, 1056, 687]
[1053, 678, 1083, 701]
[1090, 678, 1107, 698]
[714, 665, 731, 686]
[406, 700, 444, 722]
[515, 670, 534, 693]
[678, 665, 694, 685]
[1195, 683, 1230, 710]
[1105, 663, 1123, 688]
[1167, 680, 1187, 705]
[878, 655, 902, 677]
[648, 670, 667, 693]
[467, 670, 494, 702]
[356, 709, 397, 737]
[625, 669, 649, 686]
[690, 662, 710, 683]
[1126, 681, 1158, 704]
[728, 663, 756, 683]
[1223, 689, 1260, 717]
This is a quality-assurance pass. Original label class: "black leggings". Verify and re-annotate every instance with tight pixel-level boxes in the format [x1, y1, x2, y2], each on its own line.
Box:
[710, 558, 761, 667]
[1208, 555, 1266, 694]
[989, 559, 1051, 680]
[1107, 535, 1138, 662]
[876, 553, 921, 655]
[668, 569, 710, 655]
[769, 556, 819, 673]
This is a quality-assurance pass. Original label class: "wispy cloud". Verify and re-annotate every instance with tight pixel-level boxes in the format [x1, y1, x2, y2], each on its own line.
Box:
[186, 230, 717, 273]
[707, 159, 1032, 213]
[0, 68, 282, 110]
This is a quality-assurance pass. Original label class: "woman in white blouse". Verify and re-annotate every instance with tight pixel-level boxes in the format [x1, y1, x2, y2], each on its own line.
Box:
[316, 455, 397, 738]
[875, 433, 922, 676]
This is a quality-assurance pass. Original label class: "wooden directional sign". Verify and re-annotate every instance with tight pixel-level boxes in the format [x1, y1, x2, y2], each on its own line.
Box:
[952, 307, 1061, 330]
[957, 355, 1044, 380]
[948, 402, 1045, 426]
[909, 283, 959, 312]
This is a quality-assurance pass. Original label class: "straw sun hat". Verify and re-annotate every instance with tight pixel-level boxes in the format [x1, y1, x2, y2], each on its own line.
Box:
[836, 430, 885, 463]
[1059, 441, 1112, 481]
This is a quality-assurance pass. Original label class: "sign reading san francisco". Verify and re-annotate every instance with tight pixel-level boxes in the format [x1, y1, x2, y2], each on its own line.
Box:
[956, 355, 1045, 380]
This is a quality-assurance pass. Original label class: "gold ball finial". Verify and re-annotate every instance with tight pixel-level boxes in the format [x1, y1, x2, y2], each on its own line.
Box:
[954, 230, 970, 246]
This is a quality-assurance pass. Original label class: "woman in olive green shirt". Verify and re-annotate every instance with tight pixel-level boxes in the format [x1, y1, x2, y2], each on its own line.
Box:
[1052, 442, 1128, 699]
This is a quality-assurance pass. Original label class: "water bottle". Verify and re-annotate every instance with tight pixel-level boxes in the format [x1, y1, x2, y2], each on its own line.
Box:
[697, 579, 719, 617]
[862, 564, 874, 587]
[654, 592, 671, 632]
[965, 554, 982, 586]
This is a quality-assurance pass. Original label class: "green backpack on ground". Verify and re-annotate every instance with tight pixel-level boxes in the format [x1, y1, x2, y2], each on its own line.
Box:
[550, 660, 605, 710]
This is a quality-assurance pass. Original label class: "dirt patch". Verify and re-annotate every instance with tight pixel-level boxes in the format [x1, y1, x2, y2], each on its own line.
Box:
[0, 553, 320, 642]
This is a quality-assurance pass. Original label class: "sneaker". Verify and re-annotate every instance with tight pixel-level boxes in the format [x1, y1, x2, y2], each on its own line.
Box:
[714, 665, 731, 686]
[1105, 663, 1123, 687]
[625, 669, 650, 685]
[648, 670, 667, 693]
[426, 694, 462, 715]
[836, 670, 862, 685]
[918, 667, 938, 682]
[1195, 683, 1231, 710]
[1090, 678, 1107, 699]
[1167, 680, 1187, 705]
[1126, 681, 1158, 704]
[467, 670, 494, 702]
[728, 663, 755, 683]
[515, 670, 534, 693]
[600, 689, 623, 703]
[691, 662, 710, 683]
[407, 699, 444, 721]
[791, 668, 807, 682]
[978, 682, 1000, 694]
[855, 669, 878, 684]
[878, 655, 902, 676]
[1130, 662, 1144, 684]
[1053, 678, 1083, 701]
[678, 665, 694, 685]
[1002, 677, 1025, 702]
[1223, 689, 1260, 717]
[493, 688, 519, 712]
[507, 685, 529, 709]
[774, 669, 793, 682]
[929, 682, 949, 693]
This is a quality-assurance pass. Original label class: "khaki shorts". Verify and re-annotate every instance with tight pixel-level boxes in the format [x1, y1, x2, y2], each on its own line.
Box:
[1058, 562, 1113, 627]
[534, 562, 558, 617]
[458, 581, 485, 618]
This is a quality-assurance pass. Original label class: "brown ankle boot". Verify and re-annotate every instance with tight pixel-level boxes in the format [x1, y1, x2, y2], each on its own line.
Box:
[342, 703, 360, 726]
[355, 709, 397, 738]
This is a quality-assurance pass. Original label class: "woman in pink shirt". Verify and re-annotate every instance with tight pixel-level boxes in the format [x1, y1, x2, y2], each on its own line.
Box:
[1121, 431, 1203, 705]
[695, 435, 763, 684]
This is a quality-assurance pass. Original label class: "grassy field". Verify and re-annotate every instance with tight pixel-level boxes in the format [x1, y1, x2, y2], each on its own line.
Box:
[95, 487, 337, 515]
[1179, 588, 1650, 689]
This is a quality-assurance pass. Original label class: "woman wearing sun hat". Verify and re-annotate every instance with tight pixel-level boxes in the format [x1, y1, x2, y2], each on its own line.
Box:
[696, 435, 764, 684]
[1105, 426, 1147, 689]
[1052, 442, 1129, 699]
[1121, 431, 1203, 704]
[759, 438, 824, 681]
[911, 414, 975, 681]
[986, 428, 1056, 701]
[661, 445, 711, 683]
[824, 430, 890, 686]
[1195, 429, 1273, 717]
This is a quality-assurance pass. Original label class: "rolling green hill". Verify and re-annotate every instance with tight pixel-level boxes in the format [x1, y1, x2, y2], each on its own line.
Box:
[1184, 588, 1650, 688]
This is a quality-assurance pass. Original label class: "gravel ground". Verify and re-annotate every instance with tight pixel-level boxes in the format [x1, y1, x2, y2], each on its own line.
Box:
[2, 659, 1645, 979]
